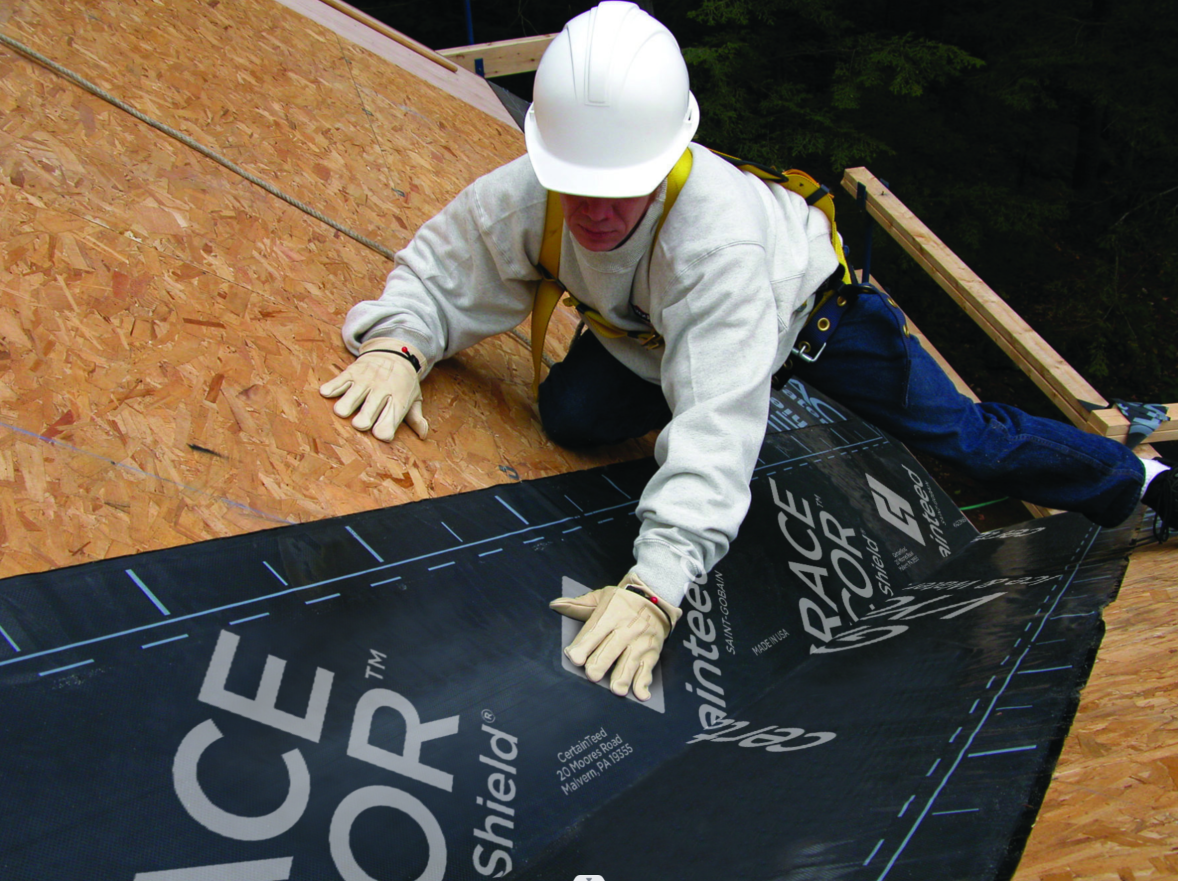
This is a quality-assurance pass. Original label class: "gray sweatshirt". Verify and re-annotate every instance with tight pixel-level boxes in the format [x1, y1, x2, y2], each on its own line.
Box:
[342, 143, 839, 605]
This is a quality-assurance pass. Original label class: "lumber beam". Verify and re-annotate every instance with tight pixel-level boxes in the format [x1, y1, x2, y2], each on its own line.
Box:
[842, 168, 1177, 445]
[438, 35, 556, 78]
[315, 0, 459, 72]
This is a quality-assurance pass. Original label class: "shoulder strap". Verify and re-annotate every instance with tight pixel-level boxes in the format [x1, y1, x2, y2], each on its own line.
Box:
[710, 151, 852, 286]
[653, 147, 694, 242]
[530, 190, 566, 397]
[527, 147, 852, 397]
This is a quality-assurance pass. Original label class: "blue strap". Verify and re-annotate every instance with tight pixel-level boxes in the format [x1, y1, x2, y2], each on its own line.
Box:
[856, 179, 889, 286]
[1081, 399, 1171, 447]
[1114, 400, 1170, 448]
[856, 182, 873, 285]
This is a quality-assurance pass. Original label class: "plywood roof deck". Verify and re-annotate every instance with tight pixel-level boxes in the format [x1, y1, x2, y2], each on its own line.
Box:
[1014, 543, 1178, 881]
[0, 0, 1174, 877]
[0, 0, 626, 577]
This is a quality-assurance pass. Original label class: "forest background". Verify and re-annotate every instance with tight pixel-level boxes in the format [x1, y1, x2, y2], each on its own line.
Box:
[366, 0, 1177, 420]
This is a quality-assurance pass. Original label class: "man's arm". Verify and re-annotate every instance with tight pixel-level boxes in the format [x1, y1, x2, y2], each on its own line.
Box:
[342, 161, 546, 369]
[324, 158, 546, 440]
[631, 240, 781, 604]
[630, 176, 840, 604]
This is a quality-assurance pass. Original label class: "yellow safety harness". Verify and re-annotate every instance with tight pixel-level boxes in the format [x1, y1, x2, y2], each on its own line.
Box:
[529, 148, 853, 396]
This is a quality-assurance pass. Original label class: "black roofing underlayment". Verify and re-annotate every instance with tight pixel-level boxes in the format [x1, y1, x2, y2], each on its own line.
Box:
[0, 380, 1135, 881]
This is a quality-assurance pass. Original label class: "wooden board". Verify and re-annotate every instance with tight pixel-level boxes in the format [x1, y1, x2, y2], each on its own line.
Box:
[314, 0, 460, 72]
[0, 0, 635, 579]
[438, 34, 556, 79]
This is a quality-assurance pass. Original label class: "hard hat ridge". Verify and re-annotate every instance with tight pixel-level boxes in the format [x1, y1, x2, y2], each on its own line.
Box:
[525, 1, 700, 198]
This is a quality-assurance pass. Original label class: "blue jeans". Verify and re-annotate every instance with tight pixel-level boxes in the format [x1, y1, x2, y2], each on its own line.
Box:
[792, 291, 1145, 526]
[537, 295, 1145, 527]
[538, 329, 670, 447]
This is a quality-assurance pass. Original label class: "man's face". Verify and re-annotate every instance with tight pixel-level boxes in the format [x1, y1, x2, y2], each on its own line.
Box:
[558, 191, 658, 252]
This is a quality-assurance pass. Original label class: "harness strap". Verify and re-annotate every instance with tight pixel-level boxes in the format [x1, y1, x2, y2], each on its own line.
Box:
[710, 151, 852, 289]
[530, 190, 566, 397]
[555, 148, 696, 346]
[772, 283, 911, 388]
[771, 283, 854, 389]
[529, 148, 854, 396]
[656, 147, 694, 241]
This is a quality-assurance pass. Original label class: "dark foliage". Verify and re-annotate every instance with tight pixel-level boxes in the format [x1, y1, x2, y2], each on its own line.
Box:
[365, 0, 1178, 406]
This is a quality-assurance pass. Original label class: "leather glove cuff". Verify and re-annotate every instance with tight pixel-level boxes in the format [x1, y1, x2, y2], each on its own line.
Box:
[618, 572, 683, 632]
[359, 337, 426, 375]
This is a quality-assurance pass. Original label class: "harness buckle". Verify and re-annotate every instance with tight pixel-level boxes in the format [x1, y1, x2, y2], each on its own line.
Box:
[791, 340, 827, 364]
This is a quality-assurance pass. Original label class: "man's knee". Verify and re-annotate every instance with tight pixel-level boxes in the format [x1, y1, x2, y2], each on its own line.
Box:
[537, 378, 595, 448]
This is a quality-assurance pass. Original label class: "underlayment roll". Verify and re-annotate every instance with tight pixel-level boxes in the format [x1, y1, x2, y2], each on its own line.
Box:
[0, 380, 1133, 881]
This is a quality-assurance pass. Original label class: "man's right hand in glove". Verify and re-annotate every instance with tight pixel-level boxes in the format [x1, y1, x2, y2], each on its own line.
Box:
[319, 338, 429, 441]
[550, 572, 682, 702]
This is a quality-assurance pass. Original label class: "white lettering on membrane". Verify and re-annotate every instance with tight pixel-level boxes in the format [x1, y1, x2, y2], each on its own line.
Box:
[330, 787, 446, 881]
[678, 560, 729, 731]
[901, 465, 953, 559]
[768, 477, 1004, 654]
[172, 719, 310, 841]
[866, 474, 925, 545]
[136, 629, 474, 881]
[133, 858, 294, 880]
[348, 689, 459, 792]
[687, 718, 836, 751]
[198, 628, 333, 742]
[768, 477, 882, 648]
[472, 724, 520, 878]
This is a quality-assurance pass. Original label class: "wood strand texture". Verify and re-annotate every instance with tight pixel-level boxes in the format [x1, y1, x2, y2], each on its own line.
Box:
[0, 0, 632, 578]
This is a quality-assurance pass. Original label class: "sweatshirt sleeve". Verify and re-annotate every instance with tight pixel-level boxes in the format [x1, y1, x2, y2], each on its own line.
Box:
[341, 157, 546, 370]
[631, 239, 780, 605]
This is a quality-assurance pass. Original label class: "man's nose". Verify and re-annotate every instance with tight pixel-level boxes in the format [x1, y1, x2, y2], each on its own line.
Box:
[580, 198, 611, 221]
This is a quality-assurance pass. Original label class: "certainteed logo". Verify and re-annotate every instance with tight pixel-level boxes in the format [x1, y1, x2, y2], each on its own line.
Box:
[865, 474, 925, 545]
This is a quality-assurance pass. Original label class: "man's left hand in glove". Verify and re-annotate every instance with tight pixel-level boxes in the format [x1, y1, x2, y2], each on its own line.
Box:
[549, 572, 682, 701]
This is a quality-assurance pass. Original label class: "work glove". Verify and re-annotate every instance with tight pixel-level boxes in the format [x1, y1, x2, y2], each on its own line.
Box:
[550, 572, 682, 701]
[319, 338, 429, 441]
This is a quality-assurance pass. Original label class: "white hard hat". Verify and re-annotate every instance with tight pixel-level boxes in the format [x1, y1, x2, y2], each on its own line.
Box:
[525, 1, 699, 198]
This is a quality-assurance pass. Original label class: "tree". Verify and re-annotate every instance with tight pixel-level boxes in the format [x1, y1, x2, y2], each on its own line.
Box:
[371, 0, 1178, 402]
[673, 0, 1178, 402]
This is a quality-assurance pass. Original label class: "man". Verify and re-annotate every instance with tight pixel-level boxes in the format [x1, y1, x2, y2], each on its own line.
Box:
[322, 2, 1175, 702]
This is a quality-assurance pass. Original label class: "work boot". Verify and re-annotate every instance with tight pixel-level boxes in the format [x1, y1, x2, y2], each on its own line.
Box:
[1142, 458, 1176, 542]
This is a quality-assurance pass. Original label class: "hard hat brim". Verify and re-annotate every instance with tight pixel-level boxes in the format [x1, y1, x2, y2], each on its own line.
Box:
[524, 93, 699, 198]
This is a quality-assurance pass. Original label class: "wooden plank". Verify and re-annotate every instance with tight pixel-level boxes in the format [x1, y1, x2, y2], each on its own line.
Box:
[1085, 402, 1178, 445]
[848, 175, 1177, 446]
[314, 0, 460, 72]
[844, 170, 1178, 445]
[841, 169, 1111, 430]
[438, 34, 556, 78]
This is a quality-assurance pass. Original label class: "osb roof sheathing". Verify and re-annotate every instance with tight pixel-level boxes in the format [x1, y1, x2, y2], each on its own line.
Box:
[1013, 543, 1178, 881]
[1, 2, 1175, 877]
[0, 0, 633, 577]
